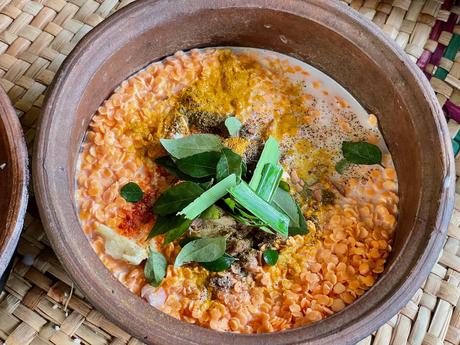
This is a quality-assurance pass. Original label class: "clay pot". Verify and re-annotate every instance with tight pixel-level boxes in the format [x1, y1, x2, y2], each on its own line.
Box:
[0, 86, 28, 279]
[33, 1, 454, 344]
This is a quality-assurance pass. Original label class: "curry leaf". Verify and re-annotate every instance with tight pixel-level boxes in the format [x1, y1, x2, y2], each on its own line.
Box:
[288, 203, 308, 236]
[200, 253, 235, 272]
[263, 249, 279, 266]
[148, 214, 191, 239]
[176, 151, 221, 178]
[225, 117, 242, 137]
[163, 217, 193, 245]
[271, 188, 300, 228]
[216, 148, 242, 182]
[249, 137, 280, 190]
[153, 182, 204, 215]
[342, 141, 382, 165]
[271, 188, 308, 236]
[174, 237, 226, 267]
[120, 182, 144, 203]
[155, 156, 207, 182]
[178, 174, 237, 220]
[160, 134, 223, 159]
[144, 251, 167, 287]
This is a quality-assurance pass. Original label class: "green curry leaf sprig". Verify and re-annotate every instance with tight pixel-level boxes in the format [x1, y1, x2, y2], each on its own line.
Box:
[120, 182, 144, 203]
[149, 129, 307, 242]
[144, 251, 167, 287]
[119, 123, 309, 281]
[335, 141, 383, 174]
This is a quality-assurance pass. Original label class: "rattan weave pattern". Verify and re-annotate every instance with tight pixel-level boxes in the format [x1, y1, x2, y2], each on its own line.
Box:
[342, 0, 460, 121]
[0, 1, 459, 344]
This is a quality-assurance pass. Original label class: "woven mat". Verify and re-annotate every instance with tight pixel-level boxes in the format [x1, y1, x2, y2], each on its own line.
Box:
[0, 0, 459, 344]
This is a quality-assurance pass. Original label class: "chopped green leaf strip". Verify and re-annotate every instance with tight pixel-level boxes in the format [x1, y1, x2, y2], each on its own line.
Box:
[174, 237, 226, 267]
[200, 205, 222, 220]
[225, 117, 242, 137]
[271, 188, 300, 228]
[120, 182, 144, 203]
[144, 251, 167, 287]
[178, 174, 237, 220]
[228, 212, 269, 229]
[221, 199, 271, 230]
[216, 148, 242, 182]
[237, 215, 262, 226]
[255, 163, 283, 202]
[160, 134, 223, 159]
[249, 137, 280, 190]
[342, 141, 382, 165]
[153, 182, 204, 216]
[263, 248, 279, 266]
[228, 181, 289, 237]
[234, 205, 259, 220]
[335, 158, 350, 174]
[176, 151, 221, 178]
[279, 180, 290, 192]
[200, 253, 235, 272]
[148, 214, 190, 239]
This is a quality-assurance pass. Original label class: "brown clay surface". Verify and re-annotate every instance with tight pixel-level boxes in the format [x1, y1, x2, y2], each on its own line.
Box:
[0, 86, 28, 277]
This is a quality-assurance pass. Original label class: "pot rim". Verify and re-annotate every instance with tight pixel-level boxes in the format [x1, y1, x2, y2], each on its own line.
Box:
[33, 1, 455, 344]
[0, 86, 28, 277]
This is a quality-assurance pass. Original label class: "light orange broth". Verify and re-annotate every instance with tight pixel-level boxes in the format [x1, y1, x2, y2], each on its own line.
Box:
[76, 48, 398, 333]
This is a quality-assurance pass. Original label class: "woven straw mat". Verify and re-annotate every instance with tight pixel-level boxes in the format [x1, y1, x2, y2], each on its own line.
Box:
[0, 0, 459, 344]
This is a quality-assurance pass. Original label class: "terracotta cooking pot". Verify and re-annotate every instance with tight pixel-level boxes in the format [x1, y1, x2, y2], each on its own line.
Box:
[0, 86, 28, 280]
[33, 1, 454, 344]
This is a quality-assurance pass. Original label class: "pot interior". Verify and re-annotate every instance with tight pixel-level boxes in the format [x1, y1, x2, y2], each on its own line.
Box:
[73, 7, 440, 265]
[40, 2, 451, 344]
